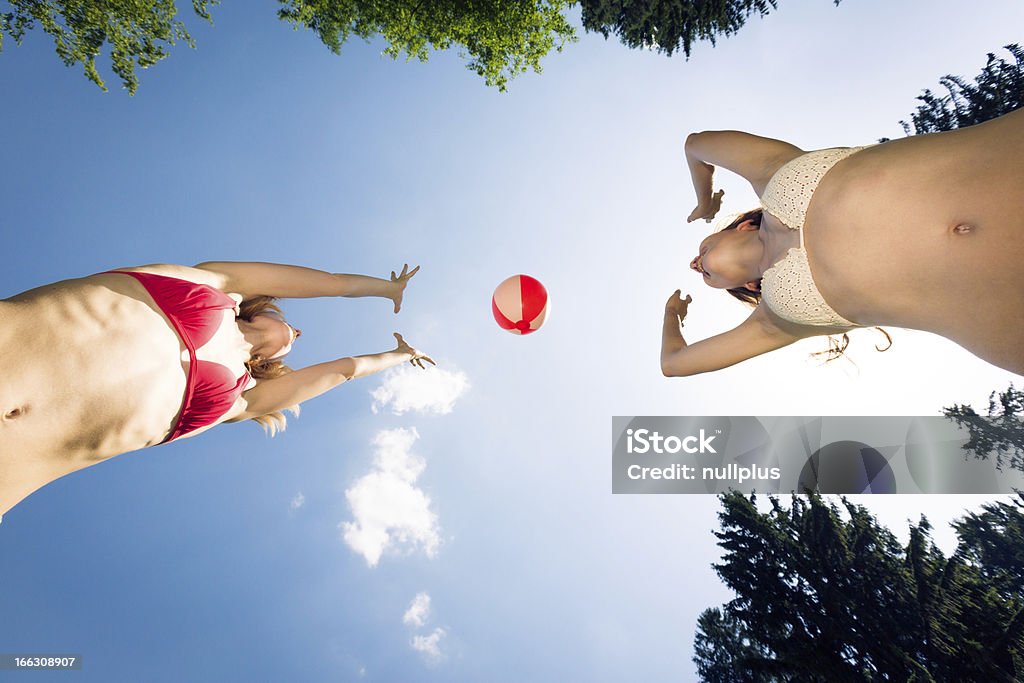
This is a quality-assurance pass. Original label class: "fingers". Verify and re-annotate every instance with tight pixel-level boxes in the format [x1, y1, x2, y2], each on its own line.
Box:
[665, 291, 692, 315]
[395, 332, 434, 369]
[392, 264, 420, 282]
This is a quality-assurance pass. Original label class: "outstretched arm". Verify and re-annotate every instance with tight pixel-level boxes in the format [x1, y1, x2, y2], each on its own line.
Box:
[226, 334, 434, 422]
[685, 131, 804, 222]
[661, 291, 801, 376]
[195, 262, 419, 312]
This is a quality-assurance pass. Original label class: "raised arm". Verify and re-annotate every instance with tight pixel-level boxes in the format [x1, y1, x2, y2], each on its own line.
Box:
[661, 291, 801, 376]
[194, 261, 419, 312]
[685, 131, 804, 221]
[226, 333, 434, 422]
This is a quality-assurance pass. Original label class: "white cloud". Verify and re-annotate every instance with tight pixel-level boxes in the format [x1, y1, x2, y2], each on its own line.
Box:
[411, 627, 446, 662]
[290, 492, 305, 510]
[340, 428, 441, 567]
[370, 365, 469, 416]
[403, 592, 431, 628]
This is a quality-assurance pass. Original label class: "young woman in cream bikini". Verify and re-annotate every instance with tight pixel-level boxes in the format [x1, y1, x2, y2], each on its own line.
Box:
[0, 262, 433, 516]
[662, 107, 1024, 377]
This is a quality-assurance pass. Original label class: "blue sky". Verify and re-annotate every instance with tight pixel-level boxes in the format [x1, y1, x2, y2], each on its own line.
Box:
[2, 0, 1024, 680]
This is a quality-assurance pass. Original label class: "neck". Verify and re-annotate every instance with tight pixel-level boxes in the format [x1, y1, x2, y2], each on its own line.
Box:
[736, 230, 769, 280]
[236, 320, 269, 359]
[755, 225, 799, 276]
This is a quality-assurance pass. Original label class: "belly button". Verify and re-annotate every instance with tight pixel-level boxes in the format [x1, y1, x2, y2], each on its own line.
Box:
[952, 224, 974, 235]
[3, 406, 27, 421]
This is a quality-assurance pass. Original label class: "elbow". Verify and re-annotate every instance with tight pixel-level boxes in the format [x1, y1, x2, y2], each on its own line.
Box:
[661, 358, 694, 378]
[332, 357, 359, 383]
[685, 131, 711, 152]
[662, 353, 709, 377]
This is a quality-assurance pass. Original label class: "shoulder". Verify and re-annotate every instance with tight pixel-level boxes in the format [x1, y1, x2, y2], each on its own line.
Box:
[755, 299, 859, 339]
[107, 264, 229, 290]
[752, 301, 841, 339]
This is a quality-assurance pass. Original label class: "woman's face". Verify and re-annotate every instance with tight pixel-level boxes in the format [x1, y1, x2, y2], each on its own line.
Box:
[690, 221, 760, 291]
[253, 312, 301, 360]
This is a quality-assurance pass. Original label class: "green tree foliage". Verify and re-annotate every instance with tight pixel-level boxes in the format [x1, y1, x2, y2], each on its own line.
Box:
[1, 0, 576, 94]
[694, 492, 1024, 682]
[0, 0, 216, 94]
[694, 607, 777, 682]
[898, 44, 1024, 135]
[577, 0, 839, 58]
[278, 0, 576, 92]
[943, 385, 1024, 473]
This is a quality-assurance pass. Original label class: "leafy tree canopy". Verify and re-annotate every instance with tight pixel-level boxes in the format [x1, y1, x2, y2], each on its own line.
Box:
[278, 0, 576, 92]
[0, 0, 576, 94]
[0, 0, 216, 94]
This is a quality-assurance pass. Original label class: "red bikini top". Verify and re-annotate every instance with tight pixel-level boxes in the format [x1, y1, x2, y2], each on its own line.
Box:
[106, 271, 251, 443]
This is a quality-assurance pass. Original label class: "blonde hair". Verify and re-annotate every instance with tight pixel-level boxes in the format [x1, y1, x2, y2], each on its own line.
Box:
[238, 296, 300, 435]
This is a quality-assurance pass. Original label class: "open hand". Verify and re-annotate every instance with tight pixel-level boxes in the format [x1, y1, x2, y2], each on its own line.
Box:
[393, 332, 436, 369]
[665, 290, 692, 320]
[389, 264, 420, 314]
[687, 189, 725, 223]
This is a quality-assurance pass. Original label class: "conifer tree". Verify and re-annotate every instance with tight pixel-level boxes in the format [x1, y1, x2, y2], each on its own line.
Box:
[943, 385, 1024, 473]
[694, 492, 1024, 681]
[898, 44, 1024, 135]
[577, 0, 840, 58]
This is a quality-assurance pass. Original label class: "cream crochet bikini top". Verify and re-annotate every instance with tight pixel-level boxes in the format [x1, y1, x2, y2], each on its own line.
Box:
[758, 147, 867, 328]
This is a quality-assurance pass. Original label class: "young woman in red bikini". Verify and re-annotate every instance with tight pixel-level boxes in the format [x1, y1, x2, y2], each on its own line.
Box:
[0, 262, 433, 515]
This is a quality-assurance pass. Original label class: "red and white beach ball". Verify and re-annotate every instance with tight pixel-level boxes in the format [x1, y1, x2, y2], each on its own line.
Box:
[492, 274, 549, 335]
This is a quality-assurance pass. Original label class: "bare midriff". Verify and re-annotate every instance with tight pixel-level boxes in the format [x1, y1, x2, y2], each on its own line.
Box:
[0, 269, 248, 514]
[799, 109, 1024, 370]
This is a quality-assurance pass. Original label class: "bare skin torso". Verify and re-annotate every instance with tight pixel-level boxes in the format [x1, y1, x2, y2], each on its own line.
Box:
[0, 267, 251, 515]
[775, 108, 1024, 373]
